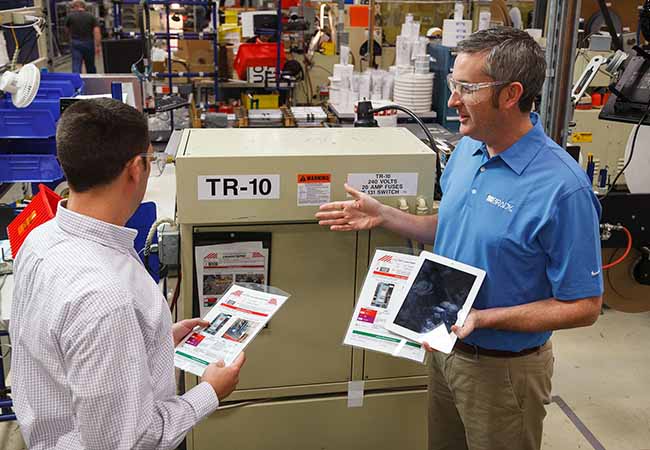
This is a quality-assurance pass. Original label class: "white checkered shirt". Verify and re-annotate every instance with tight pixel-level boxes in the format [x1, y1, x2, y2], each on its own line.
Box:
[10, 203, 219, 449]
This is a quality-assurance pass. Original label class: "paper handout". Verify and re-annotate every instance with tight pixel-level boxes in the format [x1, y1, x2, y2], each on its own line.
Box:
[175, 283, 290, 376]
[343, 249, 426, 363]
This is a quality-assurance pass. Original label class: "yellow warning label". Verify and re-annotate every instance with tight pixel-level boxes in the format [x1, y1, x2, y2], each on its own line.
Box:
[571, 132, 593, 143]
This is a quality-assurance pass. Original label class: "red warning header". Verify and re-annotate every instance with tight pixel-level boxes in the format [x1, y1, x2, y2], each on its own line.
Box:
[297, 173, 331, 184]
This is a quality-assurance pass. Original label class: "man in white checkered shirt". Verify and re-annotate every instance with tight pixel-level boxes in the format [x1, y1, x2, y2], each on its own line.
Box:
[9, 98, 246, 449]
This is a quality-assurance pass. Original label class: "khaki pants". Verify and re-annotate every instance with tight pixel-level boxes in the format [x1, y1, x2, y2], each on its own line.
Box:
[428, 341, 554, 450]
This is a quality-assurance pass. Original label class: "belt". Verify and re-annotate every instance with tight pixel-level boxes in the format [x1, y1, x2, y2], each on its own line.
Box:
[454, 340, 541, 358]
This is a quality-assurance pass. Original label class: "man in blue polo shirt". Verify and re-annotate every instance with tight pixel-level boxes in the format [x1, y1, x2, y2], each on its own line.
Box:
[316, 27, 603, 450]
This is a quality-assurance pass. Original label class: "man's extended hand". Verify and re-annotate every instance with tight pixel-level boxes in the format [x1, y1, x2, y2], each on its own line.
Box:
[315, 183, 385, 231]
[202, 353, 246, 401]
[172, 318, 209, 347]
[451, 308, 482, 340]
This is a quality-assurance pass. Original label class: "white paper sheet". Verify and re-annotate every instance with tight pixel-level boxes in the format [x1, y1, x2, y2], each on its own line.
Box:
[175, 284, 289, 376]
[343, 250, 426, 363]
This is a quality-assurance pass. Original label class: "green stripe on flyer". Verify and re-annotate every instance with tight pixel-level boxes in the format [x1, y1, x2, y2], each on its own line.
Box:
[352, 330, 422, 349]
[352, 330, 400, 343]
[176, 351, 209, 366]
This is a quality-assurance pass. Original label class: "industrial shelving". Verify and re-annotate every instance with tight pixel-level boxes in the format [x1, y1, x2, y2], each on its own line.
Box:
[111, 0, 219, 105]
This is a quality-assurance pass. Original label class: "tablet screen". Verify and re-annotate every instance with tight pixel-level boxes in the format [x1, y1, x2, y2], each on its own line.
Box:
[393, 259, 478, 334]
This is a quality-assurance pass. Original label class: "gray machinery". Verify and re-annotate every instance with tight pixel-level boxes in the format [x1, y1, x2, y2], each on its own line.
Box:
[175, 127, 437, 450]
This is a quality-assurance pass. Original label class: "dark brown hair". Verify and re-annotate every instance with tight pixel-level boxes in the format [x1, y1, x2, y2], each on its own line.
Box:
[56, 98, 149, 192]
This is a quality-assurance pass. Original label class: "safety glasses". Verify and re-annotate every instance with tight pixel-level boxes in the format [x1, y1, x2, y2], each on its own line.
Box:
[138, 152, 167, 177]
[446, 74, 510, 105]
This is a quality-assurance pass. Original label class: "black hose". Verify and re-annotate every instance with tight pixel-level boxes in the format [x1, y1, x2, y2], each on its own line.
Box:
[370, 104, 443, 200]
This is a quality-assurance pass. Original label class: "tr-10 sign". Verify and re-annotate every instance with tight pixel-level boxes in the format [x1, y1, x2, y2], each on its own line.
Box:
[198, 175, 280, 200]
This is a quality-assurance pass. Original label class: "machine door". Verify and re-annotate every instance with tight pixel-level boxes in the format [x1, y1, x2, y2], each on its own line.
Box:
[193, 223, 357, 390]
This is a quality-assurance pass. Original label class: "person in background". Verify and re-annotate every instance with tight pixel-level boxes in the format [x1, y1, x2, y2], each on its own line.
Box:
[65, 0, 101, 73]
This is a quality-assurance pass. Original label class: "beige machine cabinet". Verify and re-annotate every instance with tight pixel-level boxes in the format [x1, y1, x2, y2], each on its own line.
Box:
[193, 223, 357, 393]
[176, 128, 436, 223]
[175, 128, 436, 450]
[193, 390, 428, 450]
[572, 109, 634, 187]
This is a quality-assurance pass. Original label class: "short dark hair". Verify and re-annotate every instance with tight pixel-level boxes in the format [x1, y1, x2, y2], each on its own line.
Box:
[457, 27, 546, 112]
[56, 98, 149, 192]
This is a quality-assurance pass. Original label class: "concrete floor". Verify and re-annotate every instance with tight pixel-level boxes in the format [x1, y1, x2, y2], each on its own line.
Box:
[542, 309, 650, 450]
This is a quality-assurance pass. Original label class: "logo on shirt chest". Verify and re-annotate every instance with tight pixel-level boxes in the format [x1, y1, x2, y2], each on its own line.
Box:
[485, 194, 514, 213]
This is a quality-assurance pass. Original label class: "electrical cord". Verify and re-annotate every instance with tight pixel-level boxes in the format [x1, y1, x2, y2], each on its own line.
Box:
[369, 104, 443, 199]
[605, 247, 624, 300]
[602, 226, 632, 270]
[144, 218, 176, 257]
[599, 101, 650, 202]
[0, 17, 45, 30]
[9, 27, 20, 70]
[170, 271, 181, 314]
[1, 16, 45, 69]
[142, 218, 176, 276]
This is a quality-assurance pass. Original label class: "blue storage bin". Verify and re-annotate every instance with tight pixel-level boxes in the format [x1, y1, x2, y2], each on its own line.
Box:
[38, 80, 76, 98]
[35, 86, 68, 100]
[1, 97, 62, 118]
[0, 154, 63, 183]
[0, 70, 82, 184]
[2, 77, 80, 102]
[40, 71, 84, 93]
[0, 108, 57, 139]
[126, 202, 160, 282]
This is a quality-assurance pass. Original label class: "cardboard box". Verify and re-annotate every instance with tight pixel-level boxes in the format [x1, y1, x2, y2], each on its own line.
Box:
[218, 44, 235, 80]
[176, 40, 215, 67]
[173, 41, 235, 79]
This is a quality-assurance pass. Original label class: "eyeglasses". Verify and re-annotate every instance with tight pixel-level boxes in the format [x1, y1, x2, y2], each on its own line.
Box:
[446, 74, 509, 106]
[138, 152, 167, 177]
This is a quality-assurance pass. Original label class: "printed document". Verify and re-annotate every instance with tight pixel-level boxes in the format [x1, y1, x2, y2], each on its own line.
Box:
[343, 250, 426, 363]
[175, 284, 289, 376]
[195, 242, 269, 317]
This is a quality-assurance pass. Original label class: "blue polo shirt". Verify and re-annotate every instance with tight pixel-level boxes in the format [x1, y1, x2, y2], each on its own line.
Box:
[434, 113, 604, 352]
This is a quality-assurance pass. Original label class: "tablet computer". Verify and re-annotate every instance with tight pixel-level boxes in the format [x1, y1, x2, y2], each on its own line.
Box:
[385, 251, 486, 353]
